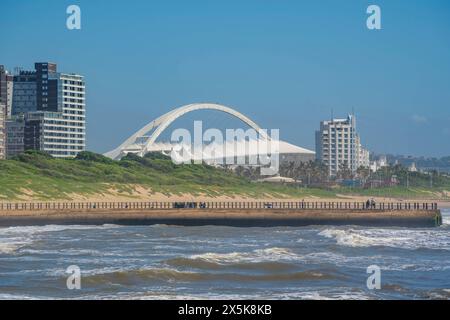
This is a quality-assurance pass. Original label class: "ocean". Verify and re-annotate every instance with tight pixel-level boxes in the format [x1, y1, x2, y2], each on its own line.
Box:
[0, 209, 449, 300]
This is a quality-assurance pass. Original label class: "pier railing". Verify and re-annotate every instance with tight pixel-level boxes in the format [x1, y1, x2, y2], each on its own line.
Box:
[0, 201, 439, 212]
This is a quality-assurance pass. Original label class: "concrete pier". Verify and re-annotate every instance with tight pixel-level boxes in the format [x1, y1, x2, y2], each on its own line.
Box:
[0, 201, 442, 227]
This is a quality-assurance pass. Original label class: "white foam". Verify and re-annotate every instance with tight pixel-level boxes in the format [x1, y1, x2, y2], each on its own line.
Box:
[0, 224, 119, 254]
[0, 242, 24, 254]
[73, 288, 373, 300]
[0, 235, 35, 254]
[47, 264, 143, 277]
[0, 293, 43, 300]
[0, 224, 119, 236]
[441, 212, 450, 226]
[318, 227, 450, 250]
[190, 247, 298, 264]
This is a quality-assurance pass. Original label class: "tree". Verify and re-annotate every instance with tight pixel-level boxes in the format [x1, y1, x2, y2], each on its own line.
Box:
[337, 162, 353, 180]
[356, 166, 370, 182]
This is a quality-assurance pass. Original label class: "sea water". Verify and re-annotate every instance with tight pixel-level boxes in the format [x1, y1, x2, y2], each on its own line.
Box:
[0, 209, 449, 300]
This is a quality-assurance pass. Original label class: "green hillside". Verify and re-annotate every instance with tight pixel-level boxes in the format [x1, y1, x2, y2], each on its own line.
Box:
[0, 151, 448, 201]
[0, 151, 334, 201]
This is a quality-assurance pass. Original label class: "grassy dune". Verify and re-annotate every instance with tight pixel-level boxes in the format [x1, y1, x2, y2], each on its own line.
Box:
[0, 151, 335, 201]
[0, 151, 448, 201]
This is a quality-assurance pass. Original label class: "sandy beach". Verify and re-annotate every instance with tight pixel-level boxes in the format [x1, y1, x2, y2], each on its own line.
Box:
[1, 191, 449, 208]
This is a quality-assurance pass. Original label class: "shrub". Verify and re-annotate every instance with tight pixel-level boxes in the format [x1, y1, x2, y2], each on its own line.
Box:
[75, 151, 115, 164]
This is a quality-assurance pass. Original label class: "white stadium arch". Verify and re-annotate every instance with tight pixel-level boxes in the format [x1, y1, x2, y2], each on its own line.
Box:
[104, 103, 271, 160]
[104, 102, 315, 163]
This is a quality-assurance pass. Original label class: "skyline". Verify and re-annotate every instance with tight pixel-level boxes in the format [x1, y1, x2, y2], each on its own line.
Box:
[1, 0, 450, 157]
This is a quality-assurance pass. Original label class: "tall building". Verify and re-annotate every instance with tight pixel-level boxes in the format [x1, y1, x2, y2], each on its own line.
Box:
[0, 65, 13, 159]
[5, 115, 25, 158]
[315, 114, 369, 176]
[12, 70, 36, 115]
[357, 139, 370, 169]
[1, 65, 14, 117]
[2, 62, 86, 158]
[0, 103, 5, 159]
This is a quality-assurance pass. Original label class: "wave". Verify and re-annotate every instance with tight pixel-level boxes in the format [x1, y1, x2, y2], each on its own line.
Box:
[318, 228, 450, 250]
[441, 211, 450, 226]
[188, 247, 299, 264]
[0, 293, 43, 300]
[0, 235, 35, 254]
[0, 242, 28, 254]
[60, 287, 371, 300]
[81, 267, 335, 285]
[0, 224, 119, 255]
[166, 257, 296, 272]
[0, 224, 119, 236]
[164, 246, 303, 272]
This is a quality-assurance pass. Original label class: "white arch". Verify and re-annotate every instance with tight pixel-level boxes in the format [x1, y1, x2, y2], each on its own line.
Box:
[104, 103, 270, 159]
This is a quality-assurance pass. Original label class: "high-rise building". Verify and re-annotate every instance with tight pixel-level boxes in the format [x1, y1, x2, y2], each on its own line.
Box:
[0, 65, 13, 159]
[357, 137, 370, 169]
[1, 65, 14, 118]
[315, 114, 369, 176]
[5, 115, 25, 158]
[12, 71, 36, 115]
[0, 103, 5, 159]
[3, 62, 86, 158]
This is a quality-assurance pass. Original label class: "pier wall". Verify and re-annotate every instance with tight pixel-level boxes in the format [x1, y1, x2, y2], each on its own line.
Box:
[0, 201, 442, 227]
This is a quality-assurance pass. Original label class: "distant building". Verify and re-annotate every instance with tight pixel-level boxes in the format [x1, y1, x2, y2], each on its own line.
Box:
[357, 136, 370, 169]
[370, 155, 388, 172]
[408, 162, 418, 172]
[257, 175, 298, 184]
[1, 62, 86, 158]
[315, 114, 369, 176]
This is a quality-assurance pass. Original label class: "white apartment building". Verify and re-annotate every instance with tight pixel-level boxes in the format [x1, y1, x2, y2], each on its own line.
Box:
[356, 135, 370, 169]
[51, 73, 86, 156]
[315, 114, 370, 176]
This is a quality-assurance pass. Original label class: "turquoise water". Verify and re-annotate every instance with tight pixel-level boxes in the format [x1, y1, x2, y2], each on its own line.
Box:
[0, 209, 449, 300]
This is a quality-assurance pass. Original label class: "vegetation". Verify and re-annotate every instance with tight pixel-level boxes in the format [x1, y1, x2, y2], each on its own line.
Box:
[0, 151, 448, 201]
[338, 164, 450, 199]
[0, 151, 335, 201]
[235, 160, 450, 200]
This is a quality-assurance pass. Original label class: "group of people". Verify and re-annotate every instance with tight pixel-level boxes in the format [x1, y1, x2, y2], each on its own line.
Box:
[366, 198, 376, 209]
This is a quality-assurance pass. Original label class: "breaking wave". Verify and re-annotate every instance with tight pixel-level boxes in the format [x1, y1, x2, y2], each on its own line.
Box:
[0, 224, 118, 236]
[442, 211, 450, 226]
[1, 215, 449, 299]
[166, 257, 296, 272]
[188, 247, 299, 264]
[318, 227, 450, 250]
[76, 289, 371, 300]
[0, 224, 118, 254]
[163, 247, 303, 271]
[81, 267, 334, 285]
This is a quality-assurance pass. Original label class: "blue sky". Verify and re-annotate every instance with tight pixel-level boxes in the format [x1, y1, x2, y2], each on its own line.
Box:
[1, 0, 450, 157]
